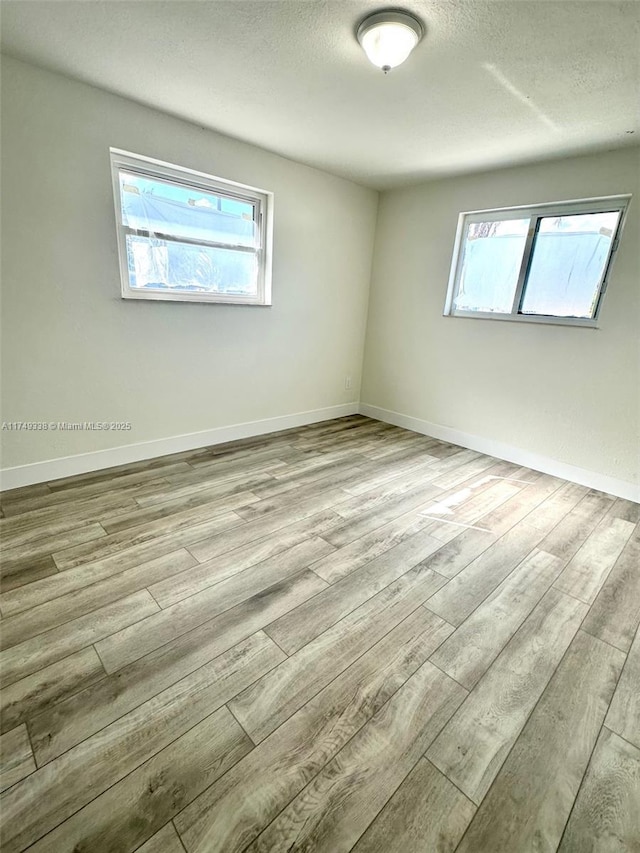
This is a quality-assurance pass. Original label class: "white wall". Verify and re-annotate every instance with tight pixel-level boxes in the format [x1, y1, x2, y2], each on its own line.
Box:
[0, 56, 378, 472]
[361, 147, 640, 493]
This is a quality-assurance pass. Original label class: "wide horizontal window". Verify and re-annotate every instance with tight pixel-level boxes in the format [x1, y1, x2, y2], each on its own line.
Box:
[110, 149, 273, 305]
[444, 196, 630, 326]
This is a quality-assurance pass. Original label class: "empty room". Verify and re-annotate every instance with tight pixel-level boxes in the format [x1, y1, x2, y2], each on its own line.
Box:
[0, 1, 639, 851]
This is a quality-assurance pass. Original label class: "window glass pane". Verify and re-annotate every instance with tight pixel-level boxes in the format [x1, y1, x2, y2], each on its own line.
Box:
[454, 219, 529, 313]
[119, 171, 257, 247]
[520, 212, 620, 318]
[126, 235, 258, 296]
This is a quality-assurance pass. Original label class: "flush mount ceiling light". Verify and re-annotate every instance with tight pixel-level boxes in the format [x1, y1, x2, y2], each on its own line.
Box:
[357, 9, 424, 73]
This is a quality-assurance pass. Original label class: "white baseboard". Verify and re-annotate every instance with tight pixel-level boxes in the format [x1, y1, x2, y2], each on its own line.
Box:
[0, 403, 359, 490]
[4, 400, 637, 503]
[360, 403, 640, 503]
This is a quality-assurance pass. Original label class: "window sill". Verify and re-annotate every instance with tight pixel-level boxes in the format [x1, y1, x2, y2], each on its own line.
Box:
[444, 310, 599, 329]
[121, 290, 272, 306]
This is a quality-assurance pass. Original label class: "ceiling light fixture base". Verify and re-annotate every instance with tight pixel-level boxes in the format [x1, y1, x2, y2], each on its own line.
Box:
[356, 9, 424, 73]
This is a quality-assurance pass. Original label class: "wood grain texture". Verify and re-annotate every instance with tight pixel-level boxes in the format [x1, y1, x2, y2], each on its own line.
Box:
[330, 467, 438, 521]
[0, 495, 131, 547]
[0, 554, 58, 593]
[427, 588, 588, 803]
[337, 446, 443, 497]
[175, 607, 453, 853]
[606, 626, 640, 749]
[351, 758, 476, 853]
[55, 509, 243, 572]
[0, 482, 51, 504]
[0, 725, 36, 792]
[323, 481, 444, 547]
[265, 528, 444, 654]
[52, 498, 250, 570]
[2, 465, 191, 516]
[522, 480, 590, 533]
[95, 536, 334, 673]
[0, 646, 105, 735]
[228, 564, 448, 743]
[24, 707, 250, 853]
[0, 590, 159, 688]
[582, 523, 640, 652]
[0, 513, 238, 616]
[420, 477, 525, 543]
[428, 452, 493, 489]
[44, 453, 198, 490]
[554, 516, 635, 604]
[1, 632, 281, 851]
[0, 490, 149, 543]
[238, 460, 368, 516]
[416, 526, 496, 579]
[425, 520, 550, 626]
[97, 478, 261, 532]
[540, 489, 615, 560]
[310, 507, 436, 584]
[187, 488, 349, 563]
[0, 549, 196, 648]
[2, 523, 107, 573]
[610, 498, 640, 523]
[244, 662, 465, 853]
[478, 471, 564, 536]
[29, 576, 326, 765]
[558, 727, 640, 853]
[456, 631, 625, 853]
[148, 509, 338, 608]
[0, 417, 636, 852]
[136, 823, 186, 853]
[430, 548, 564, 688]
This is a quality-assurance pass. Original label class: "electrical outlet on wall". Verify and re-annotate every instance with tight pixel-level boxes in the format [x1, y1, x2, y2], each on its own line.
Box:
[344, 376, 352, 390]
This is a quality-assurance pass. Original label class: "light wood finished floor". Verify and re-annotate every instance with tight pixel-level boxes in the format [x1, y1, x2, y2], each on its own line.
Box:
[1, 415, 638, 852]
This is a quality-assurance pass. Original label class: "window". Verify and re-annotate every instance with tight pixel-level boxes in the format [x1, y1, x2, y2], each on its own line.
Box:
[444, 195, 630, 326]
[110, 149, 273, 305]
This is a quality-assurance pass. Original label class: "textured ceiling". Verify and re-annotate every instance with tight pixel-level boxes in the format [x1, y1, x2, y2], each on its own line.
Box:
[1, 0, 638, 188]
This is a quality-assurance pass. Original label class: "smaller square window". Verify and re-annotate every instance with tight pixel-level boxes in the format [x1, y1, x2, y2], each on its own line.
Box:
[110, 149, 273, 305]
[444, 195, 630, 326]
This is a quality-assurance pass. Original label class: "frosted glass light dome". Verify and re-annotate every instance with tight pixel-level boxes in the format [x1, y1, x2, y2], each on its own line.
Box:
[357, 11, 424, 73]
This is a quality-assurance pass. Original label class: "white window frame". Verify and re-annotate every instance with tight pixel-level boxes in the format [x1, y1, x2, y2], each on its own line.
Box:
[110, 148, 273, 305]
[443, 194, 631, 328]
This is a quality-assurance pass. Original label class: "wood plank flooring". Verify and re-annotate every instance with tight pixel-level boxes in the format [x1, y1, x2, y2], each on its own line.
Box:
[0, 415, 638, 852]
